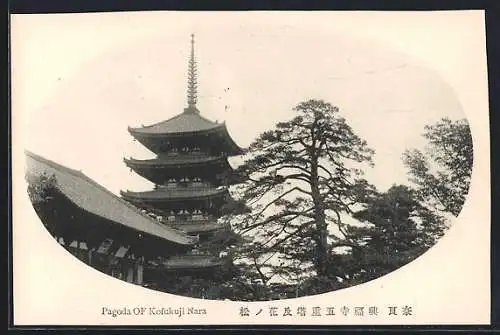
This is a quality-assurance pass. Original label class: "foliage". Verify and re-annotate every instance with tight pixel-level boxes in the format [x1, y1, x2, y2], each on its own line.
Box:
[232, 99, 375, 284]
[222, 104, 459, 299]
[403, 118, 473, 216]
[26, 172, 57, 204]
[340, 185, 447, 284]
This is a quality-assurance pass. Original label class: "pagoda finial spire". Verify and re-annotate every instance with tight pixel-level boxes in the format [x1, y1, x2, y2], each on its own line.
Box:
[186, 33, 198, 112]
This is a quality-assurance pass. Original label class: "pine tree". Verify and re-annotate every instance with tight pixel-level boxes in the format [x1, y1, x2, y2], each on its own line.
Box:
[232, 99, 375, 291]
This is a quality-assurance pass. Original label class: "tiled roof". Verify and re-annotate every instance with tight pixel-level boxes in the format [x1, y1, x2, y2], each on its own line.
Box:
[128, 110, 223, 135]
[120, 187, 229, 201]
[127, 110, 245, 156]
[161, 255, 224, 269]
[124, 155, 229, 167]
[25, 151, 196, 246]
[169, 220, 227, 234]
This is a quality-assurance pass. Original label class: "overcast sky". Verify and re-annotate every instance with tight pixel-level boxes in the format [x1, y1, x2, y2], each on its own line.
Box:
[12, 12, 467, 196]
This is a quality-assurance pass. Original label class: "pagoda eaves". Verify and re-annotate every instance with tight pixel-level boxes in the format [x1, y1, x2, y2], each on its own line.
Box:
[170, 220, 227, 234]
[128, 109, 222, 135]
[120, 187, 230, 202]
[124, 155, 231, 166]
[120, 187, 232, 217]
[124, 156, 235, 186]
[148, 254, 225, 271]
[128, 114, 243, 156]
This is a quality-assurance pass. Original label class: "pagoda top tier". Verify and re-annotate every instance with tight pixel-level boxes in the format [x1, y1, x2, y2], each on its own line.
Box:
[128, 115, 244, 156]
[127, 34, 244, 156]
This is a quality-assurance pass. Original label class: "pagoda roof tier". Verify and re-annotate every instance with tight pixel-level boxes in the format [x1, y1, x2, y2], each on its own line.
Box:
[148, 255, 224, 270]
[124, 155, 232, 168]
[25, 151, 196, 247]
[168, 220, 227, 234]
[129, 109, 221, 135]
[120, 187, 229, 202]
[128, 111, 244, 156]
[123, 156, 234, 185]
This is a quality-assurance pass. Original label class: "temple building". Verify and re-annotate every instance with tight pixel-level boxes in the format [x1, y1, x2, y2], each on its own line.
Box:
[121, 34, 243, 245]
[24, 35, 245, 298]
[119, 34, 244, 295]
[24, 151, 199, 287]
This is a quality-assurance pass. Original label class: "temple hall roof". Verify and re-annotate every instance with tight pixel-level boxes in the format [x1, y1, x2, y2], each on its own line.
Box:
[25, 151, 197, 246]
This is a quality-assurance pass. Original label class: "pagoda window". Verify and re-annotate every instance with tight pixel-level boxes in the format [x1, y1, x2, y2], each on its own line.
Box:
[192, 146, 202, 155]
[192, 176, 204, 187]
[192, 214, 204, 221]
[166, 179, 177, 188]
[167, 147, 179, 156]
[181, 146, 190, 153]
[179, 177, 189, 186]
[178, 209, 190, 216]
[192, 209, 204, 221]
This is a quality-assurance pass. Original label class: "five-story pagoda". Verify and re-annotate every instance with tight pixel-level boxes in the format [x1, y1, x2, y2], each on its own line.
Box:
[120, 35, 244, 288]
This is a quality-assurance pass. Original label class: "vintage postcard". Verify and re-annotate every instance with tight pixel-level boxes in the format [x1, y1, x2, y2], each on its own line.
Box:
[11, 10, 490, 326]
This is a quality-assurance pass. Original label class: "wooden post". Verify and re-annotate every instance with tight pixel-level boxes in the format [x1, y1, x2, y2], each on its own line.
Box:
[126, 262, 134, 283]
[88, 248, 93, 266]
[136, 258, 143, 285]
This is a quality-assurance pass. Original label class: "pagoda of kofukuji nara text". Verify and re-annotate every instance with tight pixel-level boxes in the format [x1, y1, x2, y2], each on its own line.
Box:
[119, 34, 245, 294]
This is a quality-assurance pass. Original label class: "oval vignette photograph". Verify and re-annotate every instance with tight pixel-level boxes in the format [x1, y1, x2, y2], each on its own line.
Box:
[18, 13, 475, 303]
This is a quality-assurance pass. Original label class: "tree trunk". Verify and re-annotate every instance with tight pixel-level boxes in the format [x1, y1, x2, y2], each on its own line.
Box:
[310, 157, 328, 277]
